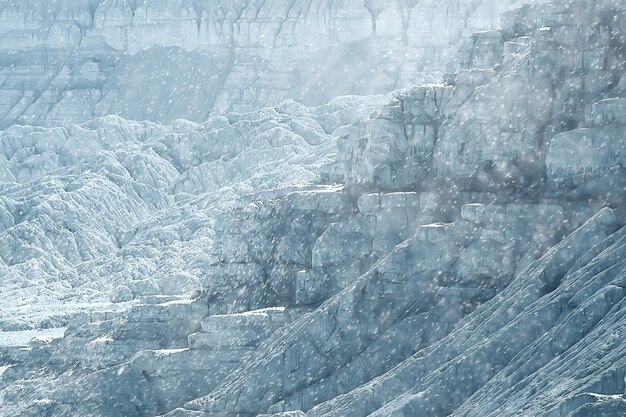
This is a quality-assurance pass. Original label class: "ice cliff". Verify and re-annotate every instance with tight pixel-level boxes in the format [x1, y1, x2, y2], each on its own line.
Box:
[0, 0, 540, 127]
[1, 0, 626, 417]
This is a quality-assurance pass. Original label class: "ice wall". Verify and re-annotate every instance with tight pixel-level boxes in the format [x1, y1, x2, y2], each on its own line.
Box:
[0, 0, 540, 127]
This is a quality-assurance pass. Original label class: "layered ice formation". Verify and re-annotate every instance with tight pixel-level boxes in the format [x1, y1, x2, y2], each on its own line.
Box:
[1, 0, 626, 417]
[0, 0, 542, 127]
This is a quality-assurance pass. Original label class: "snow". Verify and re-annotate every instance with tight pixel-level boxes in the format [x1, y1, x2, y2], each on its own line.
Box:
[0, 99, 382, 331]
[1, 0, 625, 417]
[0, 328, 65, 347]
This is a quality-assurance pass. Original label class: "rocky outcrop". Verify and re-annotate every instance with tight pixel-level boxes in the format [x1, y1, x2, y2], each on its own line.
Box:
[329, 0, 626, 199]
[177, 205, 602, 416]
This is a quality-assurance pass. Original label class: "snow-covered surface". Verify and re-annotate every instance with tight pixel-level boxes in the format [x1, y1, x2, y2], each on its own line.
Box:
[0, 328, 66, 347]
[0, 96, 385, 330]
[1, 0, 626, 416]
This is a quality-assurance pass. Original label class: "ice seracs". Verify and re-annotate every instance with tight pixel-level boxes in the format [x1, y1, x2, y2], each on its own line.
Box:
[0, 99, 379, 331]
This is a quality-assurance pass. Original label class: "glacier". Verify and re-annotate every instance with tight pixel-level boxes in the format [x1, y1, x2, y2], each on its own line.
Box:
[0, 0, 542, 127]
[1, 0, 626, 417]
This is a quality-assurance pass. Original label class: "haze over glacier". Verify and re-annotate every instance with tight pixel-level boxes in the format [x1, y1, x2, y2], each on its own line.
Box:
[1, 1, 626, 417]
[0, 0, 541, 126]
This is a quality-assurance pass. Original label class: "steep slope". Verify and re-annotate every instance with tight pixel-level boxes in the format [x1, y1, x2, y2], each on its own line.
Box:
[328, 0, 626, 199]
[173, 0, 626, 415]
[186, 208, 625, 417]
